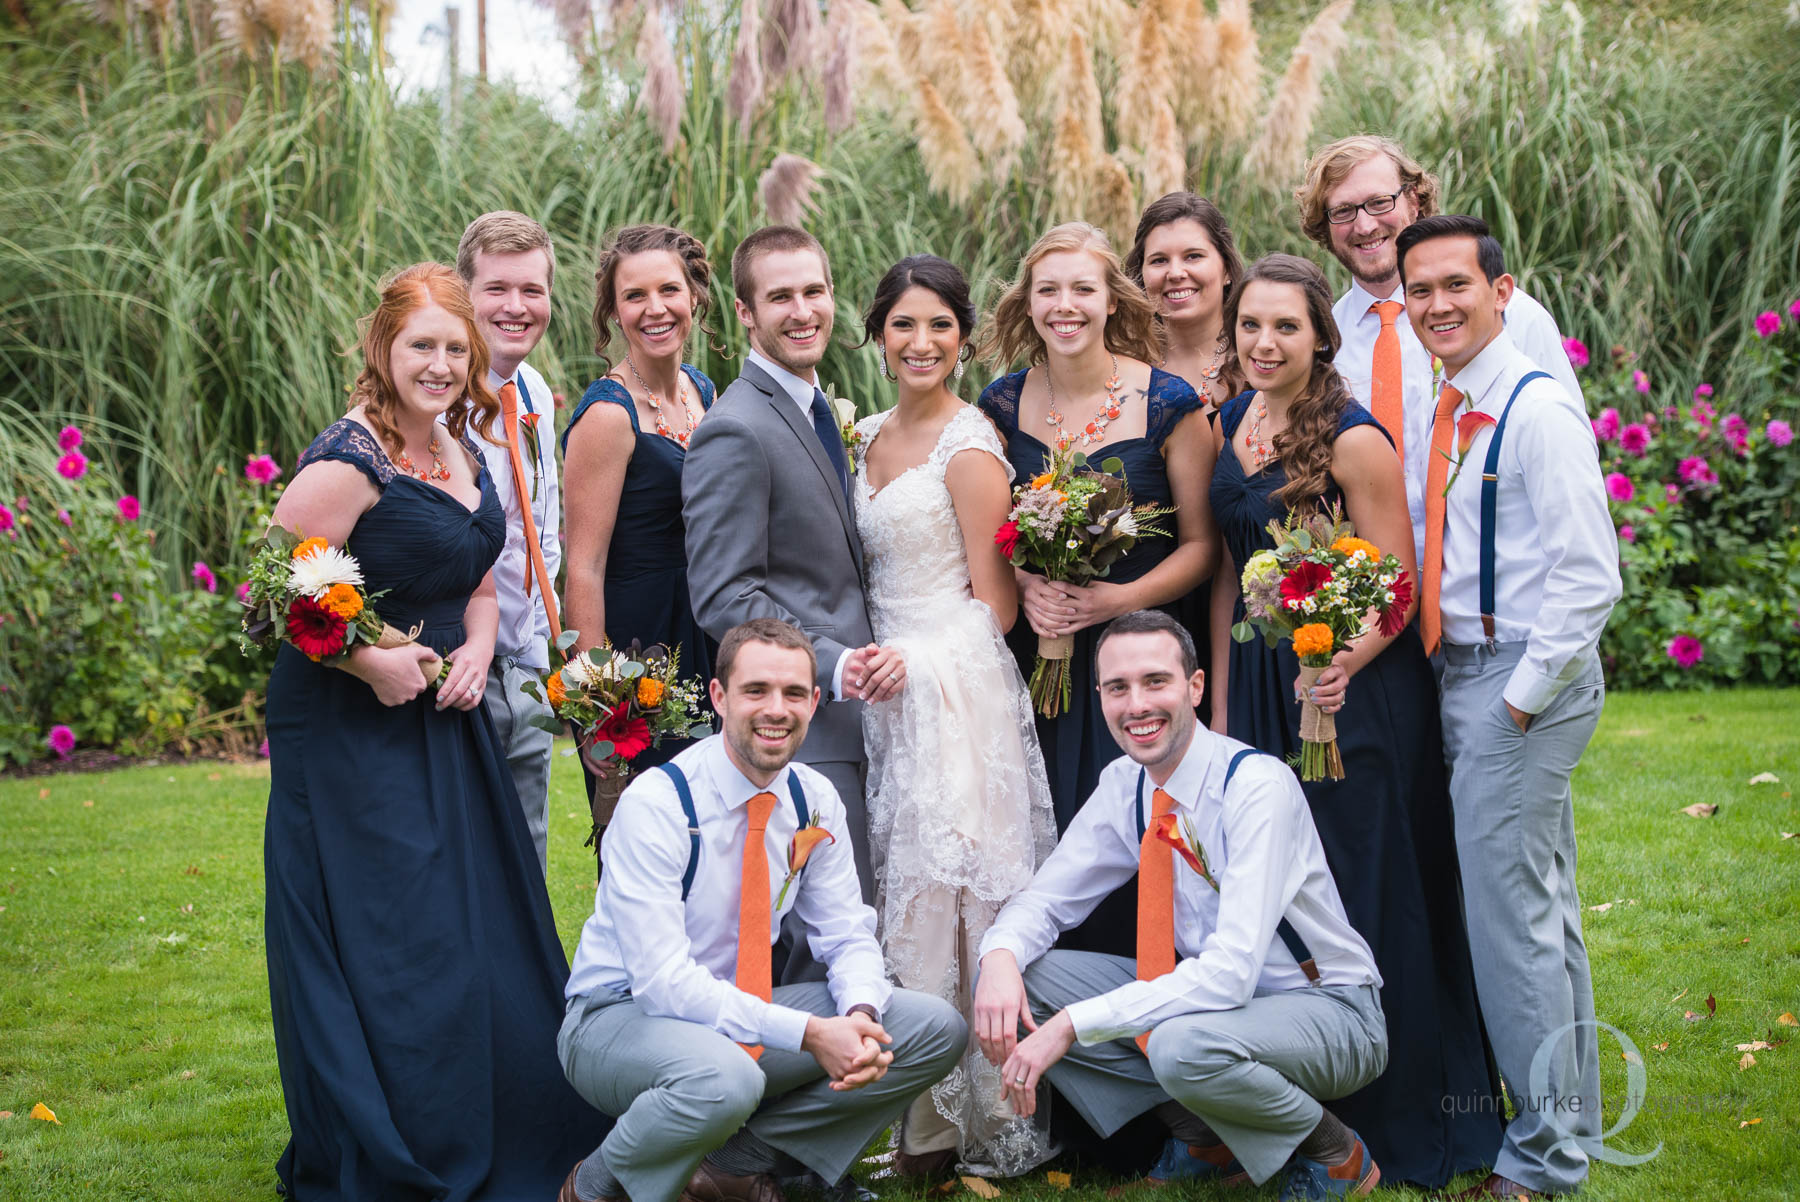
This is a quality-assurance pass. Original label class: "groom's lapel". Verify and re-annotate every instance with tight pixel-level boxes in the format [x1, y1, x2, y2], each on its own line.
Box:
[739, 360, 861, 559]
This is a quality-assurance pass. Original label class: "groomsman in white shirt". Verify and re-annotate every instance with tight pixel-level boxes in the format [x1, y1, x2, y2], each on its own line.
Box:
[972, 611, 1389, 1201]
[1296, 135, 1584, 566]
[1399, 214, 1621, 1201]
[457, 211, 563, 873]
[555, 618, 965, 1202]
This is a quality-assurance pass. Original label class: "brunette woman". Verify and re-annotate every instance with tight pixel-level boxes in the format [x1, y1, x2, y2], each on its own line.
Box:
[1124, 191, 1247, 409]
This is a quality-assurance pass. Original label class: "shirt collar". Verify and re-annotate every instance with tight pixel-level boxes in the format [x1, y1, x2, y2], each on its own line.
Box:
[1345, 276, 1403, 322]
[487, 365, 535, 412]
[1143, 725, 1222, 816]
[1444, 327, 1518, 410]
[703, 733, 790, 812]
[745, 347, 819, 408]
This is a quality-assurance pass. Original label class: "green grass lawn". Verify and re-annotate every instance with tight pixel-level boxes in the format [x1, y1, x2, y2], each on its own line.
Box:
[2, 690, 1797, 1199]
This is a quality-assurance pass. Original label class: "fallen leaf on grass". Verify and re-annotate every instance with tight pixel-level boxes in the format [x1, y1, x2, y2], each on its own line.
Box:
[1672, 988, 1689, 1003]
[37, 788, 48, 800]
[1739, 1053, 1757, 1070]
[0, 1110, 12, 1119]
[1737, 1041, 1774, 1052]
[1740, 1118, 1762, 1128]
[1589, 902, 1613, 913]
[1045, 1172, 1072, 1190]
[183, 865, 202, 876]
[1681, 803, 1719, 817]
[1708, 994, 1718, 1017]
[1748, 772, 1781, 785]
[1653, 1043, 1669, 1051]
[1684, 1011, 1707, 1022]
[29, 1103, 59, 1124]
[961, 1176, 1002, 1199]
[180, 903, 194, 914]
[82, 800, 94, 808]
[1782, 833, 1797, 840]
[1740, 937, 1752, 945]
[1779, 1013, 1797, 1027]
[180, 1070, 195, 1080]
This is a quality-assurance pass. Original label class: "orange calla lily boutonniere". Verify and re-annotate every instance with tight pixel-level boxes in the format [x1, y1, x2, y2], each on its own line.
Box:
[1151, 812, 1218, 891]
[775, 820, 835, 908]
[1441, 410, 1498, 496]
[518, 411, 544, 501]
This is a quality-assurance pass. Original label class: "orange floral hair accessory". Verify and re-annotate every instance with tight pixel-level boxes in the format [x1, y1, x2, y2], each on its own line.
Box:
[1292, 623, 1334, 657]
[319, 582, 363, 620]
[292, 536, 329, 561]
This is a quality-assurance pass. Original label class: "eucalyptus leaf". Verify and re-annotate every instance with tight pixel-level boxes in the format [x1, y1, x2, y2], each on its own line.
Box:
[556, 629, 581, 652]
[1100, 456, 1125, 475]
[1291, 530, 1314, 550]
[622, 661, 645, 679]
[590, 740, 616, 760]
[687, 722, 715, 739]
[527, 715, 565, 735]
[1231, 621, 1256, 643]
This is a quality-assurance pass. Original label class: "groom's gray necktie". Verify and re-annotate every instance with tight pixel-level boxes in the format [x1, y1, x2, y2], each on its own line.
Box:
[808, 387, 852, 498]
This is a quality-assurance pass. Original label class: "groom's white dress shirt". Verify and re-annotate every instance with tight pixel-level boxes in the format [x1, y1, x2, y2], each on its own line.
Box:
[979, 730, 1379, 1046]
[566, 734, 891, 1050]
[1332, 279, 1582, 567]
[1438, 330, 1621, 713]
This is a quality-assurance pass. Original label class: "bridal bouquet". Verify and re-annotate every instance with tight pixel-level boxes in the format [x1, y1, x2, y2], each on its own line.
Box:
[1230, 507, 1413, 781]
[239, 530, 444, 684]
[524, 638, 711, 836]
[994, 436, 1175, 718]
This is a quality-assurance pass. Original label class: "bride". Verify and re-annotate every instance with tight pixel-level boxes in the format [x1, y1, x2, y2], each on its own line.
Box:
[853, 255, 1057, 1178]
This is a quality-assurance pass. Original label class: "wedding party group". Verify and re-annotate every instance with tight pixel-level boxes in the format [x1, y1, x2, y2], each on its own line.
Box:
[258, 133, 1622, 1202]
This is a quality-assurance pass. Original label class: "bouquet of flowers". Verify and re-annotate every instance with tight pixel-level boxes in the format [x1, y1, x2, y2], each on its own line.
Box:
[1230, 506, 1413, 780]
[239, 529, 442, 684]
[524, 636, 711, 837]
[994, 437, 1175, 717]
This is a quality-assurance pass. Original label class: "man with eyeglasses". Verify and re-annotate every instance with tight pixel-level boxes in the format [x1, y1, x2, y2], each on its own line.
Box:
[1295, 136, 1584, 568]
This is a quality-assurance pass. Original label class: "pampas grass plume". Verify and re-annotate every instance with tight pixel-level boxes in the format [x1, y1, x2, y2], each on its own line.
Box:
[883, 0, 924, 72]
[759, 153, 824, 226]
[962, 4, 1027, 179]
[919, 0, 969, 115]
[1113, 1, 1174, 153]
[1499, 0, 1544, 38]
[913, 77, 981, 206]
[1048, 101, 1098, 220]
[1090, 153, 1138, 245]
[763, 0, 820, 81]
[1242, 0, 1354, 187]
[1063, 25, 1104, 158]
[728, 0, 766, 134]
[821, 0, 858, 134]
[1011, 0, 1070, 119]
[1211, 0, 1263, 142]
[850, 0, 908, 115]
[637, 7, 685, 151]
[1142, 97, 1186, 199]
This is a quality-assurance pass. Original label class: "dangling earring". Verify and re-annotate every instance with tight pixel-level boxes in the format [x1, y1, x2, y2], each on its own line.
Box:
[877, 344, 895, 382]
[954, 344, 970, 381]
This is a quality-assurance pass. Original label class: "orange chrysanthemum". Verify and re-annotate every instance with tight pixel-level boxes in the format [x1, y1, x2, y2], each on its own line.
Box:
[546, 671, 567, 708]
[1292, 623, 1334, 657]
[1030, 471, 1057, 489]
[319, 582, 363, 620]
[636, 677, 666, 708]
[292, 536, 329, 561]
[1330, 536, 1380, 561]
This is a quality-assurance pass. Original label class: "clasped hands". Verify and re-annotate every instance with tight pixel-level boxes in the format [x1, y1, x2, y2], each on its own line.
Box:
[971, 951, 1076, 1119]
[1020, 575, 1124, 639]
[802, 1011, 894, 1092]
[843, 643, 907, 703]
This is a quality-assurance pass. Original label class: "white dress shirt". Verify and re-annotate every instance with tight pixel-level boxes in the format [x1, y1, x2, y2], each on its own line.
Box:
[466, 361, 561, 670]
[742, 347, 855, 701]
[566, 734, 891, 1051]
[978, 730, 1380, 1046]
[1332, 279, 1585, 567]
[1439, 330, 1622, 714]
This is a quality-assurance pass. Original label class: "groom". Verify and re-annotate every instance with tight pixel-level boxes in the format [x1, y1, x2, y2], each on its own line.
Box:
[684, 225, 904, 905]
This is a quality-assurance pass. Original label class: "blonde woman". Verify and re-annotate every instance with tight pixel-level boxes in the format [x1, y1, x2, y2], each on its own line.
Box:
[975, 222, 1217, 955]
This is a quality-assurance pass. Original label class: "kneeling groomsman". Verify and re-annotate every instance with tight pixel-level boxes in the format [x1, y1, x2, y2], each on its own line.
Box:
[973, 611, 1389, 1200]
[556, 618, 966, 1202]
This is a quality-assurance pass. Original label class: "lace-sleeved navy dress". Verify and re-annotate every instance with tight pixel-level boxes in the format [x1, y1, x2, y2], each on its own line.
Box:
[1210, 393, 1501, 1187]
[978, 367, 1208, 954]
[264, 420, 603, 1200]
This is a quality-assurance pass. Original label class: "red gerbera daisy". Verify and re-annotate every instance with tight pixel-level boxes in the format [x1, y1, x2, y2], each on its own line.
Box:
[286, 594, 348, 660]
[598, 711, 654, 761]
[1377, 572, 1415, 638]
[1279, 561, 1332, 609]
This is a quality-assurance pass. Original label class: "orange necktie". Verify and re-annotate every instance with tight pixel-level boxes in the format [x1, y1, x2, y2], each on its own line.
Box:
[1135, 787, 1178, 1053]
[498, 381, 563, 643]
[1369, 300, 1406, 460]
[1421, 384, 1464, 655]
[735, 790, 778, 1061]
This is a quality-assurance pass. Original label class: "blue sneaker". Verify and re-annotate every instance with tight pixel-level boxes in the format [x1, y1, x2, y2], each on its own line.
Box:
[1144, 1136, 1246, 1185]
[1276, 1131, 1380, 1200]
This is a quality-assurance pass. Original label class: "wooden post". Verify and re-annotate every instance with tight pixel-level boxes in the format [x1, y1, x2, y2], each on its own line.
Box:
[476, 0, 488, 81]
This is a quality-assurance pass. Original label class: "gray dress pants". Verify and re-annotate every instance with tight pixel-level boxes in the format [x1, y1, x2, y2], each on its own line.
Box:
[1440, 642, 1604, 1193]
[483, 654, 555, 874]
[557, 983, 966, 1202]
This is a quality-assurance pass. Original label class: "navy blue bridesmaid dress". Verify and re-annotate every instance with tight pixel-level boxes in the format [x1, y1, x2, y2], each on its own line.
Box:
[978, 366, 1208, 954]
[562, 364, 718, 787]
[1210, 392, 1502, 1187]
[264, 419, 603, 1201]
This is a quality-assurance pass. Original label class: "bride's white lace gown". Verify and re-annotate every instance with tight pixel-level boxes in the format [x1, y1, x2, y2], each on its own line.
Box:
[854, 405, 1058, 1176]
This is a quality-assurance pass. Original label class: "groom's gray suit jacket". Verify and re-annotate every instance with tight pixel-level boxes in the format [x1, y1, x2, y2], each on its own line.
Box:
[681, 359, 875, 882]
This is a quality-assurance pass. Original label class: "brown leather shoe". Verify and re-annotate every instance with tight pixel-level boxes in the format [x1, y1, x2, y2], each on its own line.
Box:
[680, 1159, 787, 1202]
[1438, 1172, 1543, 1200]
[560, 1160, 627, 1202]
[890, 1146, 959, 1182]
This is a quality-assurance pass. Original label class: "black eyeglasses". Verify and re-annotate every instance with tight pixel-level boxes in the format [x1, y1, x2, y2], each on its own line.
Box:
[1325, 188, 1407, 225]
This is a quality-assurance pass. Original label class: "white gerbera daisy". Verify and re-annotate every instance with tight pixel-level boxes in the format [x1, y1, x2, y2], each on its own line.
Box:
[287, 547, 363, 599]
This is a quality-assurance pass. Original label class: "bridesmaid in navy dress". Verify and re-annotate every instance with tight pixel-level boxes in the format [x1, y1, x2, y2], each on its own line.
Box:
[1206, 255, 1500, 1187]
[264, 264, 600, 1200]
[562, 225, 718, 848]
[975, 222, 1217, 956]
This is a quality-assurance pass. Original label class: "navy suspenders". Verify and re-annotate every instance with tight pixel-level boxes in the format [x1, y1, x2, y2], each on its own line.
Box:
[1136, 750, 1322, 983]
[656, 761, 810, 901]
[1477, 370, 1550, 648]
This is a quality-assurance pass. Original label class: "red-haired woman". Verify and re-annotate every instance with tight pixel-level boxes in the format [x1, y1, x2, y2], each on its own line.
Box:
[264, 263, 601, 1199]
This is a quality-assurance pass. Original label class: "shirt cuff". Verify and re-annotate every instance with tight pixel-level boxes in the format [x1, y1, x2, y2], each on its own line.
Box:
[1502, 658, 1565, 715]
[762, 1003, 813, 1053]
[836, 980, 892, 1018]
[1064, 996, 1122, 1046]
[831, 649, 853, 702]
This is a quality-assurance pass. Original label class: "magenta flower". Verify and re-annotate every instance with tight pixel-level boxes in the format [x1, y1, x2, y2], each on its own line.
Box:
[111, 592, 123, 602]
[1592, 408, 1621, 441]
[259, 739, 271, 758]
[1755, 310, 1781, 338]
[56, 508, 71, 527]
[1693, 383, 1713, 400]
[1620, 423, 1652, 456]
[58, 425, 83, 452]
[1768, 419, 1793, 447]
[1604, 472, 1635, 503]
[1691, 398, 1716, 425]
[244, 454, 283, 485]
[1664, 483, 1681, 503]
[46, 724, 76, 758]
[117, 495, 140, 521]
[191, 561, 218, 593]
[236, 580, 252, 604]
[1562, 337, 1590, 369]
[1723, 413, 1748, 437]
[1677, 456, 1717, 488]
[0, 503, 12, 533]
[1618, 524, 1636, 543]
[56, 450, 89, 480]
[1632, 370, 1650, 394]
[1666, 634, 1704, 669]
[1790, 297, 1800, 323]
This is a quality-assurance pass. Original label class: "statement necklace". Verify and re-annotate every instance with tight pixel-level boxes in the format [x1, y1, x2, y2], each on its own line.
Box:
[395, 436, 451, 482]
[626, 356, 695, 448]
[1245, 395, 1278, 469]
[1044, 353, 1124, 447]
